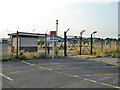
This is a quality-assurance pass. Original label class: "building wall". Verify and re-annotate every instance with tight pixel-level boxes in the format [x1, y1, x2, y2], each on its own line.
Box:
[13, 38, 20, 47]
[20, 47, 37, 52]
[0, 43, 2, 57]
[12, 37, 41, 52]
[13, 37, 39, 47]
[0, 39, 8, 55]
[21, 37, 38, 47]
[2, 44, 8, 54]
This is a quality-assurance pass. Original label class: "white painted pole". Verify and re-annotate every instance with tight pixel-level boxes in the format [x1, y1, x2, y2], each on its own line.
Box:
[52, 36, 54, 59]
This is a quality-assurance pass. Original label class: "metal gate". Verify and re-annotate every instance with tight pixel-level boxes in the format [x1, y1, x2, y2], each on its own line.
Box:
[66, 35, 91, 56]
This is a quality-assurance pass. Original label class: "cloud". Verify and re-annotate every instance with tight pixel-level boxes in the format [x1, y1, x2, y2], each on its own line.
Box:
[69, 0, 119, 3]
[57, 0, 119, 4]
[72, 11, 85, 15]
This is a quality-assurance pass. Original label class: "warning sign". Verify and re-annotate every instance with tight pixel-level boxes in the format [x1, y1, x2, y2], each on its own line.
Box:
[50, 31, 56, 36]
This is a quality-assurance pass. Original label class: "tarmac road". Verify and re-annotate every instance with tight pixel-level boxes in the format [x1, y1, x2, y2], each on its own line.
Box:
[1, 57, 120, 88]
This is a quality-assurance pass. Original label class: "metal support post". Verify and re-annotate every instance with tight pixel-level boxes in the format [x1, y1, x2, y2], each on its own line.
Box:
[79, 36, 82, 55]
[64, 31, 67, 56]
[90, 34, 93, 54]
[52, 36, 54, 59]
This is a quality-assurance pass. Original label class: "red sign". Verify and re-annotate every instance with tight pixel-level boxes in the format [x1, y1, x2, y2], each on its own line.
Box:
[50, 31, 56, 36]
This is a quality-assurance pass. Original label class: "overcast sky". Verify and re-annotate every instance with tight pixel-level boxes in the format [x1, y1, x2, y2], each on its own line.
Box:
[0, 0, 118, 38]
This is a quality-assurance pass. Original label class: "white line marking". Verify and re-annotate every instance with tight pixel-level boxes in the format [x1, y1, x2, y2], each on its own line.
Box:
[0, 73, 13, 81]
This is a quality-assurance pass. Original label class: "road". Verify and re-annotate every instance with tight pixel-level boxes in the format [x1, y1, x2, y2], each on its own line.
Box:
[2, 57, 120, 88]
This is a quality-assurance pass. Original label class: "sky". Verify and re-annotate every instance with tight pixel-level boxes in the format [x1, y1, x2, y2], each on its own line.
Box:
[0, 0, 119, 38]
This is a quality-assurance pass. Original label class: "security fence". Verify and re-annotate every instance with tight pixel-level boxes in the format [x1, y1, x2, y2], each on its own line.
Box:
[6, 31, 120, 60]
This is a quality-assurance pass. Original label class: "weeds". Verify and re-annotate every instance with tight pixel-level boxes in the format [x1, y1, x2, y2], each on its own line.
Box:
[2, 51, 50, 61]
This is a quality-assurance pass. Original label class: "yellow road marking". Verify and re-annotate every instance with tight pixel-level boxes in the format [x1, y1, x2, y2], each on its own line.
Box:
[38, 63, 61, 65]
[48, 69, 53, 70]
[21, 61, 120, 88]
[80, 73, 116, 76]
[83, 79, 89, 80]
[21, 61, 35, 66]
[89, 80, 97, 82]
[50, 63, 61, 65]
[81, 78, 119, 88]
[73, 76, 78, 78]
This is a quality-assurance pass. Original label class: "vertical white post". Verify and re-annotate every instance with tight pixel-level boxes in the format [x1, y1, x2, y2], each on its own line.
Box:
[52, 36, 54, 59]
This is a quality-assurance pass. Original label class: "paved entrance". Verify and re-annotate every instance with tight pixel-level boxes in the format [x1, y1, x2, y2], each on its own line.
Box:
[2, 57, 120, 88]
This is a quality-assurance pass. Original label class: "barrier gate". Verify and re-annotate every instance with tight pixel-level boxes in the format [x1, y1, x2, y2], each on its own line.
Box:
[65, 35, 91, 56]
[55, 35, 92, 57]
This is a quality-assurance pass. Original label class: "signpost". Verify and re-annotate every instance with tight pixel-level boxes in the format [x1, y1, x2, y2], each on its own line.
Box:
[50, 31, 56, 59]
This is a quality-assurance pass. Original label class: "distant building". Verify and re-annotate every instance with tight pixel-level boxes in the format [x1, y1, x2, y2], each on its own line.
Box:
[8, 32, 46, 52]
[0, 38, 10, 54]
[8, 32, 63, 52]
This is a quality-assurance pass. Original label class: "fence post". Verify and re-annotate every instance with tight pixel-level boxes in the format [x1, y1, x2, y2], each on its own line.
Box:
[11, 36, 13, 53]
[79, 36, 82, 55]
[109, 40, 111, 51]
[48, 42, 50, 55]
[16, 31, 18, 59]
[90, 34, 93, 54]
[101, 38, 103, 52]
[64, 31, 67, 56]
[45, 33, 47, 57]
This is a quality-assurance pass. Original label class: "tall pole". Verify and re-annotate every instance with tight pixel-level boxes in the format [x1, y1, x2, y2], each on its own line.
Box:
[90, 34, 93, 55]
[64, 31, 67, 56]
[16, 31, 18, 59]
[55, 20, 58, 56]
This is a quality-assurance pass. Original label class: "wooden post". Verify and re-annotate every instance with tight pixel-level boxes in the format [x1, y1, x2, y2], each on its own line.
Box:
[45, 33, 47, 57]
[16, 31, 18, 59]
[11, 36, 13, 53]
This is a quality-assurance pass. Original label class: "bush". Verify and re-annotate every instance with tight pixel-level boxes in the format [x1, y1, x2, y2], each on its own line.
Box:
[37, 52, 48, 58]
[2, 54, 11, 61]
[95, 48, 104, 57]
[2, 51, 50, 61]
[24, 52, 34, 60]
[18, 55, 26, 60]
[11, 54, 17, 60]
[18, 50, 27, 60]
[2, 53, 18, 61]
[111, 53, 115, 58]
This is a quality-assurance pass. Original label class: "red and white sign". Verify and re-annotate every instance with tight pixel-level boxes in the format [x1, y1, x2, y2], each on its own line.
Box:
[50, 31, 56, 36]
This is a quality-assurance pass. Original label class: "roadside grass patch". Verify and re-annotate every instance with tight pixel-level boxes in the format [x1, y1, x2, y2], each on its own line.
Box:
[2, 50, 50, 61]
